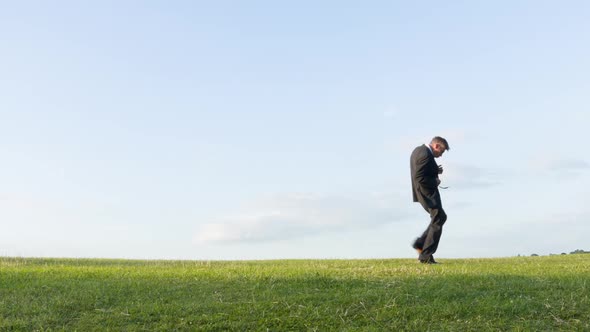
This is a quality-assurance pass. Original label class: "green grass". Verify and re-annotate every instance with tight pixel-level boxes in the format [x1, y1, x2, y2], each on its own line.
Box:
[1, 255, 589, 331]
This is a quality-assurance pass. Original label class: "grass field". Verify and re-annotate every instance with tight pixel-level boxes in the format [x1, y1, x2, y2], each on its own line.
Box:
[1, 255, 589, 331]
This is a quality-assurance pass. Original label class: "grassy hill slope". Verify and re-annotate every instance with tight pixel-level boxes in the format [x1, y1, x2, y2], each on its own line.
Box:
[1, 255, 588, 331]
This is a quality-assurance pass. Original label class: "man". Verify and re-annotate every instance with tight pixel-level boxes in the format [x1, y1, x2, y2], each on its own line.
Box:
[410, 136, 450, 264]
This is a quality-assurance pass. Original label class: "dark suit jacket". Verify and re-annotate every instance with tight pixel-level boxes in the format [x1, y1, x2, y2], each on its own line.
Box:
[410, 144, 442, 209]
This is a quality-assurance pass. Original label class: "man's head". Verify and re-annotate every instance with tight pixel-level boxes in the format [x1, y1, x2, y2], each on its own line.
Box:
[429, 136, 450, 158]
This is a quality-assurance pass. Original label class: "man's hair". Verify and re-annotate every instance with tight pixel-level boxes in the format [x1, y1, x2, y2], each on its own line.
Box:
[431, 136, 450, 151]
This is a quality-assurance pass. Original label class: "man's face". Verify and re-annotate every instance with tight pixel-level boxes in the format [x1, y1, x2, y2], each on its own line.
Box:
[432, 143, 446, 158]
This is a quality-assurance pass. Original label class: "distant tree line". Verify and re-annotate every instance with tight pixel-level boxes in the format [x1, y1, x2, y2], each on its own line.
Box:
[568, 249, 590, 254]
[519, 249, 589, 257]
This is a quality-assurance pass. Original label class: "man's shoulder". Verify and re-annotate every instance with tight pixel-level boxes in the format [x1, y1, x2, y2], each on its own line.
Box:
[411, 145, 432, 164]
[412, 144, 428, 155]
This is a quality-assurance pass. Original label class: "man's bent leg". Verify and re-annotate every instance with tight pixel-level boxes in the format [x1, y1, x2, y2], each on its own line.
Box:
[413, 203, 431, 251]
[418, 208, 447, 261]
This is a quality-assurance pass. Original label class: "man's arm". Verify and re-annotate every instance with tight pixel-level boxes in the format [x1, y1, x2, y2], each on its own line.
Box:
[414, 152, 438, 190]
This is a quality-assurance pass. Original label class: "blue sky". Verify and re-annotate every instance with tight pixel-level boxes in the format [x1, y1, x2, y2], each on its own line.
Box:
[1, 1, 589, 260]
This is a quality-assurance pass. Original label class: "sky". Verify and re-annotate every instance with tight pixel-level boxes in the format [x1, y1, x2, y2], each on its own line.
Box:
[1, 1, 589, 260]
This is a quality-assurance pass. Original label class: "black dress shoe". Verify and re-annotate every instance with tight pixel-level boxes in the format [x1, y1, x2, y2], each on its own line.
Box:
[419, 256, 438, 264]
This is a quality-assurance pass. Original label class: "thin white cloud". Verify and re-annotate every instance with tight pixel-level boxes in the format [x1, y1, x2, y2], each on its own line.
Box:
[447, 209, 590, 257]
[383, 109, 398, 118]
[440, 157, 588, 191]
[438, 130, 475, 146]
[529, 157, 590, 177]
[441, 163, 502, 189]
[388, 130, 475, 154]
[547, 159, 589, 172]
[194, 192, 409, 244]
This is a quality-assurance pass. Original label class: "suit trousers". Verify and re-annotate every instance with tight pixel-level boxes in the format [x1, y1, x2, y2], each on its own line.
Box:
[415, 205, 447, 261]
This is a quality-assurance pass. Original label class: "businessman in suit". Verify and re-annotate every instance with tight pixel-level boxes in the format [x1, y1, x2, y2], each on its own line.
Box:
[410, 136, 450, 264]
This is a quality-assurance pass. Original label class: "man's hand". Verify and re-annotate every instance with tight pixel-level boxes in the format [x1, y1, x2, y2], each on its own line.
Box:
[438, 165, 444, 174]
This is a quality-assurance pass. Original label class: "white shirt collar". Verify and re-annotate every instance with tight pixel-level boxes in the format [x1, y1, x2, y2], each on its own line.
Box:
[425, 143, 433, 155]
